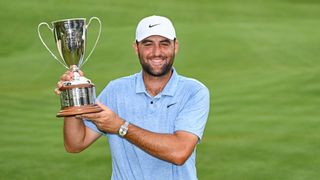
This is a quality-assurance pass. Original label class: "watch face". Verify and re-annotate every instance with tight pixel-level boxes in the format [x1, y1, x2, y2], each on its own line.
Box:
[120, 129, 125, 135]
[119, 126, 127, 136]
[119, 122, 129, 137]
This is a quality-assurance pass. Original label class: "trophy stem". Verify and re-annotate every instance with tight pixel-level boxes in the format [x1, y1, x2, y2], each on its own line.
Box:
[70, 65, 80, 81]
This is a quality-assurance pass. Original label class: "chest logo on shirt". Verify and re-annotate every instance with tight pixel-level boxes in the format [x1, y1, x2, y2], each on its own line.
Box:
[167, 102, 177, 108]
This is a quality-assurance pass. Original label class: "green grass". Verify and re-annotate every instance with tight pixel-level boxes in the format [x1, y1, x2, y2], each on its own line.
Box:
[1, 0, 320, 179]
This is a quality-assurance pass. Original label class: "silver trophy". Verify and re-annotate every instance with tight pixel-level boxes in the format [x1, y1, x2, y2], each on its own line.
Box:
[38, 17, 102, 117]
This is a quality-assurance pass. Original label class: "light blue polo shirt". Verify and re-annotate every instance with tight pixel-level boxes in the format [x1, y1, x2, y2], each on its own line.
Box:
[84, 68, 210, 180]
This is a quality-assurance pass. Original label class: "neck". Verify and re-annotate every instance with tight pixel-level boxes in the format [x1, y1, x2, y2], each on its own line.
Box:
[143, 69, 173, 97]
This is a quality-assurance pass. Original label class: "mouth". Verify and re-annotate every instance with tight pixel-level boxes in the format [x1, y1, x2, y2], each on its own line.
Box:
[148, 57, 166, 66]
[150, 59, 164, 66]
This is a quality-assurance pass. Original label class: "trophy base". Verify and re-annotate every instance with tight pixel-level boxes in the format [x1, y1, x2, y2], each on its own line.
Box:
[57, 104, 102, 117]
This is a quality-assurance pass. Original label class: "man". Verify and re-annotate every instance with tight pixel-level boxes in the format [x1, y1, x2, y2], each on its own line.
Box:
[56, 15, 210, 180]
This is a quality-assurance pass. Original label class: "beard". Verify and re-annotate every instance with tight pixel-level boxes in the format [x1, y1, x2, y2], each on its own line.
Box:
[138, 53, 175, 77]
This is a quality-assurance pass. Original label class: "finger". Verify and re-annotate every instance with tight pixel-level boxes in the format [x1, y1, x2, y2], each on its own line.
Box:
[78, 70, 84, 76]
[96, 101, 110, 111]
[56, 81, 64, 88]
[54, 88, 61, 95]
[81, 112, 102, 120]
[60, 70, 74, 80]
[75, 115, 82, 119]
[68, 71, 74, 79]
[60, 73, 72, 81]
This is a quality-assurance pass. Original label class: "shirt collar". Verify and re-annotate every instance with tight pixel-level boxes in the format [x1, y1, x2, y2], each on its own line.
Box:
[135, 67, 179, 97]
[135, 71, 145, 94]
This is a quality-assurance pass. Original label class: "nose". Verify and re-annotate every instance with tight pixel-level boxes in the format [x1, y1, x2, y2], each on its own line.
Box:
[152, 44, 161, 57]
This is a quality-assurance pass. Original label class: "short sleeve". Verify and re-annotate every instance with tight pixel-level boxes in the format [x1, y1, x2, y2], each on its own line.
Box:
[83, 119, 104, 134]
[174, 87, 210, 142]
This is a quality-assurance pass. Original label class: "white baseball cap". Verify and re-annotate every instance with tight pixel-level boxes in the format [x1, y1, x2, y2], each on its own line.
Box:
[135, 15, 176, 42]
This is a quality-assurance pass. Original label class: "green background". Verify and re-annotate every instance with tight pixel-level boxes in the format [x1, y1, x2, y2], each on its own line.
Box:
[0, 0, 319, 179]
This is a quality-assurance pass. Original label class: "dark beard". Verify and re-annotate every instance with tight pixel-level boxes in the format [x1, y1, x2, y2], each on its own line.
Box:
[138, 54, 175, 77]
[140, 60, 173, 77]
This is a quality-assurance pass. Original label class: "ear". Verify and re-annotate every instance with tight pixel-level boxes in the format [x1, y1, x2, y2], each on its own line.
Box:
[133, 41, 139, 55]
[174, 39, 179, 54]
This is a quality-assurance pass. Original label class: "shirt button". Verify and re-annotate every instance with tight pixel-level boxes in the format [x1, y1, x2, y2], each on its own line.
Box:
[150, 101, 153, 104]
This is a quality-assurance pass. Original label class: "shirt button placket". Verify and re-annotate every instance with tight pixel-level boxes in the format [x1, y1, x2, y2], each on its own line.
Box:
[149, 98, 157, 113]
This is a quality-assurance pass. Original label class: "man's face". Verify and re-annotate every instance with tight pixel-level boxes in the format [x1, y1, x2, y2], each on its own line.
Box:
[134, 35, 179, 77]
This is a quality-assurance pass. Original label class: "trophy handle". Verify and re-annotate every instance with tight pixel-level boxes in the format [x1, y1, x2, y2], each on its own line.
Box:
[37, 22, 69, 69]
[81, 17, 102, 68]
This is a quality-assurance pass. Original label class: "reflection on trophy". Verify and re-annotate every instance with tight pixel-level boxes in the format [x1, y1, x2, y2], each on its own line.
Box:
[38, 17, 102, 117]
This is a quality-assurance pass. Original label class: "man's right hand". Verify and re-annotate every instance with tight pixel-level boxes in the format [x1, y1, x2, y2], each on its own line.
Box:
[54, 69, 84, 95]
[55, 69, 100, 153]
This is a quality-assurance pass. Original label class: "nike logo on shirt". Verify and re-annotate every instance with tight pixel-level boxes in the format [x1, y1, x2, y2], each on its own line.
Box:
[167, 103, 177, 108]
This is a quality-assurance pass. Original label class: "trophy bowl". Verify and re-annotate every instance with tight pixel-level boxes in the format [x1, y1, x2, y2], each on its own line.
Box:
[38, 17, 103, 117]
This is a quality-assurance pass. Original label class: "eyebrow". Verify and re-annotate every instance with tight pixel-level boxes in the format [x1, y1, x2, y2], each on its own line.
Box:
[140, 39, 173, 44]
[140, 39, 153, 44]
[160, 39, 171, 43]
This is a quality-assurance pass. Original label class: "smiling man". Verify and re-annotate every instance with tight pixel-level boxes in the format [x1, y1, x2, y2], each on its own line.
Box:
[57, 15, 210, 180]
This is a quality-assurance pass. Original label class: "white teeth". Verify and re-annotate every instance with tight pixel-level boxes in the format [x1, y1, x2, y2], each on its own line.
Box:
[150, 59, 163, 66]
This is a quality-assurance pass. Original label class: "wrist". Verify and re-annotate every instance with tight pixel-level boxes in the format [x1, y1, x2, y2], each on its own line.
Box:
[118, 120, 129, 137]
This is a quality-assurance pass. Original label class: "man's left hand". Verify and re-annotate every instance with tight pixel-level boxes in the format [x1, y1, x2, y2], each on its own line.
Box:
[80, 102, 125, 134]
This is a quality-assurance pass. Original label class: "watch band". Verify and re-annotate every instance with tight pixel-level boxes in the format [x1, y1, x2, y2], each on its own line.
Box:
[119, 121, 129, 137]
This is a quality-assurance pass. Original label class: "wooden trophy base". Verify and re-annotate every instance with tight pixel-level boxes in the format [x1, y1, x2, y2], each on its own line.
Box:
[57, 104, 102, 117]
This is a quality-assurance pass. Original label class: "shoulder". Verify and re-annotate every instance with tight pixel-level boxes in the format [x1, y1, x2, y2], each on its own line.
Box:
[178, 75, 209, 96]
[179, 76, 207, 89]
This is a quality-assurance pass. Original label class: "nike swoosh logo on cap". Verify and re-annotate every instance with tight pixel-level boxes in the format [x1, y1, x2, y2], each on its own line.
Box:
[149, 23, 160, 28]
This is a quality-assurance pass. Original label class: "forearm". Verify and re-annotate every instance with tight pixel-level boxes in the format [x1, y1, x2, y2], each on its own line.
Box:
[78, 105, 198, 164]
[124, 123, 197, 165]
[63, 117, 87, 152]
